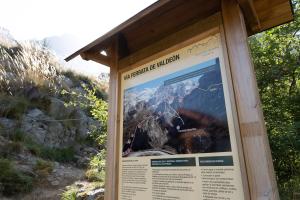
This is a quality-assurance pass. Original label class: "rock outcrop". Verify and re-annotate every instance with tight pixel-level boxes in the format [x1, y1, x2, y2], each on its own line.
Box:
[0, 27, 107, 200]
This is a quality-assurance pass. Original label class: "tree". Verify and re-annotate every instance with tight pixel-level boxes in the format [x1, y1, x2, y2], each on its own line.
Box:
[249, 1, 300, 199]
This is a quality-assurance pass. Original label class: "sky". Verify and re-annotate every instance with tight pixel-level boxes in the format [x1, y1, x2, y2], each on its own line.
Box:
[0, 0, 157, 76]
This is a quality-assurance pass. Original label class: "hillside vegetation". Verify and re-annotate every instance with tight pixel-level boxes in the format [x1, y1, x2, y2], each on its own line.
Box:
[0, 29, 108, 200]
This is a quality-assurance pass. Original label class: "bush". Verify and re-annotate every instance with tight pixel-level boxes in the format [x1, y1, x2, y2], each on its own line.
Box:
[40, 147, 75, 163]
[0, 159, 33, 196]
[61, 185, 78, 200]
[0, 95, 30, 119]
[24, 139, 42, 156]
[21, 134, 75, 163]
[85, 168, 104, 182]
[10, 129, 26, 142]
[34, 159, 53, 178]
[85, 150, 106, 183]
[61, 70, 92, 87]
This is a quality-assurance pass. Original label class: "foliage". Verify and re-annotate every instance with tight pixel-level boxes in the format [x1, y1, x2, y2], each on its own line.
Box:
[39, 147, 76, 163]
[34, 159, 54, 178]
[9, 129, 26, 142]
[249, 0, 300, 198]
[84, 85, 108, 148]
[0, 28, 109, 198]
[62, 83, 108, 148]
[0, 94, 30, 119]
[85, 150, 106, 183]
[61, 70, 108, 101]
[0, 158, 33, 196]
[3, 130, 76, 163]
[62, 80, 108, 190]
[61, 70, 93, 88]
[61, 185, 78, 200]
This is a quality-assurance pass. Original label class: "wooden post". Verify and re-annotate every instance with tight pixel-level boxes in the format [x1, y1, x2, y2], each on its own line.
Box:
[221, 0, 279, 199]
[104, 38, 119, 200]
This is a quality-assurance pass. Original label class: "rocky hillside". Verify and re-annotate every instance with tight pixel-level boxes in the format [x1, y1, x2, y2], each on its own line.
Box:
[0, 28, 108, 200]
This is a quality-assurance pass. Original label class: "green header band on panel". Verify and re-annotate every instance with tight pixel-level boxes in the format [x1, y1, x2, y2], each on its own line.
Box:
[199, 156, 233, 166]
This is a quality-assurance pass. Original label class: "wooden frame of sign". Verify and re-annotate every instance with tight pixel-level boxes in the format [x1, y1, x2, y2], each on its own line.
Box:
[108, 11, 274, 200]
[116, 17, 251, 199]
[66, 0, 294, 199]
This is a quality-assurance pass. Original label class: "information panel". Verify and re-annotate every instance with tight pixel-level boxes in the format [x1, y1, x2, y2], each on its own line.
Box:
[118, 34, 245, 200]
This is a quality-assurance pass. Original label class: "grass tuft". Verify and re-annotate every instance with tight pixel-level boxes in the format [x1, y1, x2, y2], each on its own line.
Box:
[39, 147, 76, 163]
[0, 158, 33, 196]
[61, 185, 78, 200]
[0, 95, 30, 119]
[34, 159, 53, 178]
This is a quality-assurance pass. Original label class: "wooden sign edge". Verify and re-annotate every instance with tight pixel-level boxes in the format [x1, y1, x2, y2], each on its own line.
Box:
[110, 16, 251, 200]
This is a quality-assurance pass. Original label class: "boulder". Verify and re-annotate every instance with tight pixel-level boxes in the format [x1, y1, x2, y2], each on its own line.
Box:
[21, 109, 67, 147]
[86, 188, 105, 200]
[21, 109, 48, 145]
[70, 109, 100, 139]
[20, 107, 99, 148]
[23, 86, 43, 101]
[75, 181, 105, 200]
[60, 76, 74, 90]
[50, 180, 60, 186]
[75, 155, 90, 168]
[48, 97, 73, 120]
[14, 164, 37, 178]
[0, 117, 16, 131]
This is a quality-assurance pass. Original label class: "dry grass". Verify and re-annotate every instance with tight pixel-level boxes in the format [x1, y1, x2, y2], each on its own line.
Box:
[0, 41, 63, 95]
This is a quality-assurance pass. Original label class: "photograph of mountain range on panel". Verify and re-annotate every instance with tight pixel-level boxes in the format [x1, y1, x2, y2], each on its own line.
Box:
[122, 58, 231, 157]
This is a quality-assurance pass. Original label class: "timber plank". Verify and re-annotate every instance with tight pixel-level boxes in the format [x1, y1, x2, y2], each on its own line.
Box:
[221, 0, 280, 199]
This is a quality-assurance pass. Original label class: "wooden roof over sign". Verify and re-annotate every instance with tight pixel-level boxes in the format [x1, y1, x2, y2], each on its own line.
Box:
[65, 0, 293, 66]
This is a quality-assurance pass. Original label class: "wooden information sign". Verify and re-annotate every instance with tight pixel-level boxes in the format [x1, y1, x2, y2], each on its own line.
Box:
[66, 1, 294, 199]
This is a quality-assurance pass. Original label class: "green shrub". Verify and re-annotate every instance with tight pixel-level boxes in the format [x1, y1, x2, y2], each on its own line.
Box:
[9, 129, 26, 142]
[61, 185, 78, 200]
[85, 151, 106, 183]
[23, 136, 42, 156]
[22, 135, 75, 163]
[0, 159, 33, 196]
[34, 159, 53, 178]
[85, 168, 105, 182]
[61, 70, 93, 88]
[0, 95, 30, 119]
[40, 147, 75, 163]
[0, 130, 26, 156]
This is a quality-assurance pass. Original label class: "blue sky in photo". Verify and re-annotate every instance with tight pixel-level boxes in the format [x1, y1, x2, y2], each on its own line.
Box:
[125, 57, 219, 93]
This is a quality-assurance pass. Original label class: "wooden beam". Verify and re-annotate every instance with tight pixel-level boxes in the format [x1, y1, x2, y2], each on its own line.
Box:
[256, 1, 293, 31]
[117, 33, 130, 59]
[220, 25, 251, 200]
[221, 0, 279, 199]
[123, 0, 219, 53]
[80, 52, 110, 66]
[118, 13, 222, 70]
[237, 0, 261, 33]
[104, 37, 119, 200]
